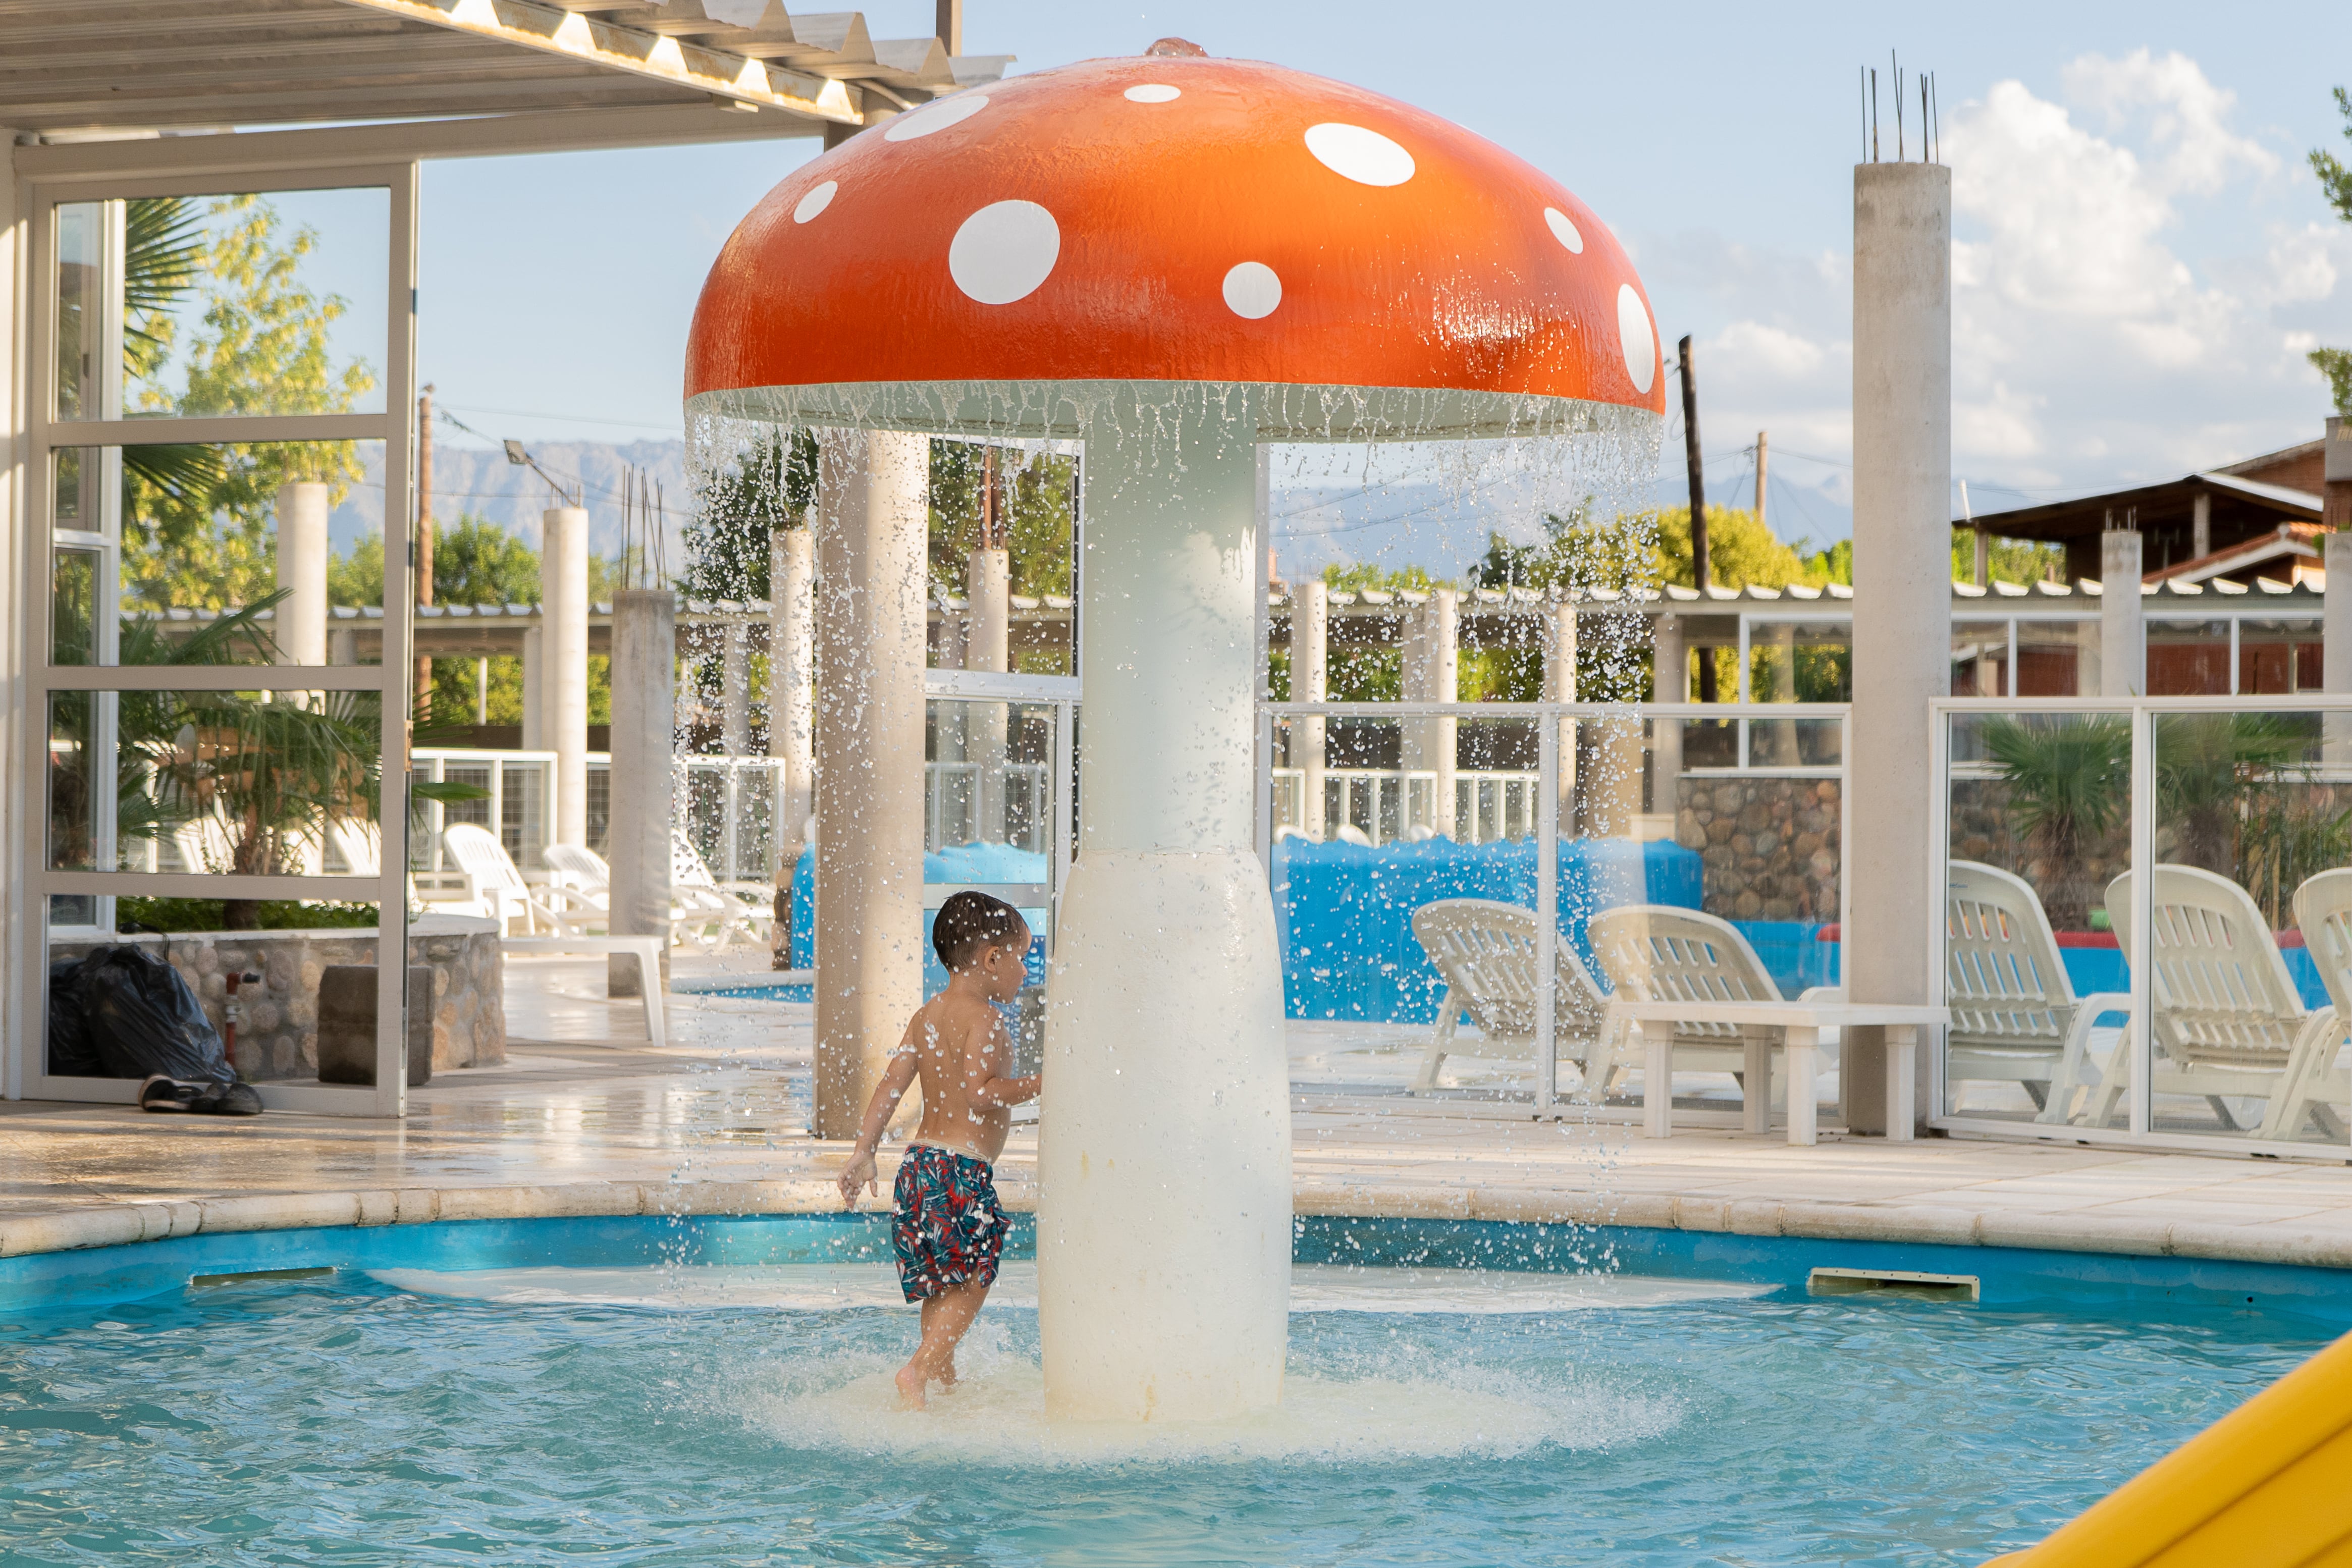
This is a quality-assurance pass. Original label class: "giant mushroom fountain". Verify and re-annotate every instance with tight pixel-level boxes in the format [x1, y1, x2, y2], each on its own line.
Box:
[684, 48, 1665, 1424]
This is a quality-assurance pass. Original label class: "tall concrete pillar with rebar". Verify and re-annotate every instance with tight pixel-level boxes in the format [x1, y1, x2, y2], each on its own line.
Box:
[1846, 159, 1951, 1136]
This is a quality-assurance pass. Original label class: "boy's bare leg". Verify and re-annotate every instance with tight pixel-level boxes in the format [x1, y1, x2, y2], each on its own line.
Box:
[894, 1280, 990, 1408]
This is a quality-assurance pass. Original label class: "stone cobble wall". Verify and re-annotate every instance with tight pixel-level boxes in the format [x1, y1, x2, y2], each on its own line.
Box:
[1675, 777, 1842, 922]
[54, 915, 503, 1081]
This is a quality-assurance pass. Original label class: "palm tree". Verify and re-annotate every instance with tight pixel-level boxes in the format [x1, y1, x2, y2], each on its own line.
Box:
[1980, 714, 2130, 931]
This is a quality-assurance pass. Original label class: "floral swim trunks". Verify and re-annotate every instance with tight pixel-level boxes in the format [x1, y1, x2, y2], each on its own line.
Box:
[892, 1144, 1010, 1302]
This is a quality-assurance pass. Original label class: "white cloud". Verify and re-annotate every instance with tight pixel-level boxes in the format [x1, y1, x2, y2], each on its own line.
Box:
[1939, 53, 2338, 490]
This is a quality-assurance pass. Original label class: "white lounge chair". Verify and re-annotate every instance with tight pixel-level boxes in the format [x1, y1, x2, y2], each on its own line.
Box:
[1584, 905, 1806, 1118]
[1408, 899, 1611, 1094]
[670, 827, 773, 953]
[1944, 859, 2132, 1122]
[2276, 870, 2352, 1141]
[326, 819, 382, 878]
[2103, 865, 2335, 1132]
[441, 824, 584, 937]
[542, 842, 613, 927]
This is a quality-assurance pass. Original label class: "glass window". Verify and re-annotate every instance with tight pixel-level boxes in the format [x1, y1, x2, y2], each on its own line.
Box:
[52, 188, 389, 422]
[1944, 710, 2133, 1127]
[49, 442, 388, 667]
[1950, 620, 2009, 697]
[2146, 619, 2230, 696]
[1750, 620, 1851, 704]
[48, 687, 384, 878]
[2014, 618, 2099, 697]
[2239, 620, 2326, 694]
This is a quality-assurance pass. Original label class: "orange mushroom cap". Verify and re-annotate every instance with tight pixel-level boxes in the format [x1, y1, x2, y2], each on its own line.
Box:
[684, 55, 1664, 431]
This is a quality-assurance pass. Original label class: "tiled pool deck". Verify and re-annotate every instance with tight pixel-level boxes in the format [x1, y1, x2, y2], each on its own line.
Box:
[7, 957, 2352, 1269]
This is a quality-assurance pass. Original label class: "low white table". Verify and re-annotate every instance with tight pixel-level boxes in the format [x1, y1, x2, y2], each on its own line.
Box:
[1603, 1000, 1950, 1146]
[501, 936, 667, 1048]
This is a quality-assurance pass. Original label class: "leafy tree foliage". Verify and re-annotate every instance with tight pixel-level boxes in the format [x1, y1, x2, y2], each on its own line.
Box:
[2308, 88, 2352, 413]
[119, 196, 376, 611]
[684, 428, 818, 602]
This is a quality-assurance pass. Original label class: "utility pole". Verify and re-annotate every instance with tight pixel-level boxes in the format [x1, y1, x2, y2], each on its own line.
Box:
[1754, 429, 1769, 533]
[935, 0, 960, 56]
[1678, 336, 1716, 701]
[416, 385, 435, 716]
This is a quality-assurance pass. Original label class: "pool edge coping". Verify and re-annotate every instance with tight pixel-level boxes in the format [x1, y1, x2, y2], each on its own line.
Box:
[6, 1179, 2350, 1272]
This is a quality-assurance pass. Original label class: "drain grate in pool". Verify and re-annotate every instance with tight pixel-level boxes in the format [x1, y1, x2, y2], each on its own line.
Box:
[189, 1267, 337, 1289]
[1807, 1267, 1980, 1303]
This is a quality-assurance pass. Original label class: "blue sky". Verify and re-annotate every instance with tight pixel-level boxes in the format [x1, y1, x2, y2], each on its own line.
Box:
[410, 1, 2352, 551]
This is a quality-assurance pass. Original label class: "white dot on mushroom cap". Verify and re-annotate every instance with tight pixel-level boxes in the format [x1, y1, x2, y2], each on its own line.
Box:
[883, 92, 989, 141]
[1222, 261, 1281, 319]
[1304, 122, 1415, 187]
[1544, 206, 1583, 254]
[1125, 83, 1181, 103]
[793, 181, 837, 224]
[949, 200, 1060, 305]
[1617, 283, 1656, 395]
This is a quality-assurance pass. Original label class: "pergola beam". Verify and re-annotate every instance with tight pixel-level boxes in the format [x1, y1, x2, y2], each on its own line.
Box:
[332, 0, 859, 118]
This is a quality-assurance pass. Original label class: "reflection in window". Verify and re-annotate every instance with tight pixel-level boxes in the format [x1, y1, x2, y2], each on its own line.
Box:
[53, 190, 386, 422]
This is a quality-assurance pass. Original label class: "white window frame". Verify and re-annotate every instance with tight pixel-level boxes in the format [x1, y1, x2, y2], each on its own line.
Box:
[8, 155, 418, 1115]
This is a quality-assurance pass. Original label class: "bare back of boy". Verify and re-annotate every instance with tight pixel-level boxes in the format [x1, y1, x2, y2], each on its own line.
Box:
[900, 989, 1018, 1164]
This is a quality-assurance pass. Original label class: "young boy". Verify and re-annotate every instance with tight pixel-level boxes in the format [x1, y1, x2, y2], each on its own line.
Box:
[836, 891, 1042, 1409]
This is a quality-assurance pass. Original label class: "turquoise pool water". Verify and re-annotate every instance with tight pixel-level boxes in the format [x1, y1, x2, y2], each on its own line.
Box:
[0, 1217, 2335, 1565]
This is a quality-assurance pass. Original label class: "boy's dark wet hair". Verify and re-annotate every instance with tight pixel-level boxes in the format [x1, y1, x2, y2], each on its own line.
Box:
[932, 891, 1029, 972]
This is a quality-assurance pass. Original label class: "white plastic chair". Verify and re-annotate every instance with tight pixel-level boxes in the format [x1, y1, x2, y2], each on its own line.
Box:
[326, 819, 382, 878]
[1944, 860, 2132, 1123]
[441, 824, 579, 937]
[2277, 870, 2352, 1141]
[670, 827, 773, 953]
[1584, 905, 1796, 1114]
[2104, 865, 2333, 1132]
[542, 842, 614, 929]
[1408, 899, 1611, 1094]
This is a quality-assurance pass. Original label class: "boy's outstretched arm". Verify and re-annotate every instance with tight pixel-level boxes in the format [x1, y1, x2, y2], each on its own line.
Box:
[835, 1028, 922, 1208]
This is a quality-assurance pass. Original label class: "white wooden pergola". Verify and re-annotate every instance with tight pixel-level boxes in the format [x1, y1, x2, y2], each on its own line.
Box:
[0, 0, 1007, 1114]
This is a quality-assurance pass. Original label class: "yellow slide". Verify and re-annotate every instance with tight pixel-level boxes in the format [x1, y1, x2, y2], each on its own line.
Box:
[1986, 1329, 2352, 1566]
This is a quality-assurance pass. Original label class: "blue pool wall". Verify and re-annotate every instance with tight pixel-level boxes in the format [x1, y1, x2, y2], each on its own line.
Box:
[5, 1213, 2349, 1330]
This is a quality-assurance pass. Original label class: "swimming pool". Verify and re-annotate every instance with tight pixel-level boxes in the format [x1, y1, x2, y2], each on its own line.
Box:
[0, 1215, 2335, 1565]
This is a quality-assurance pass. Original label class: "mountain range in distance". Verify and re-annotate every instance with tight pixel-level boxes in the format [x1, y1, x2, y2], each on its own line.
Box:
[331, 438, 691, 562]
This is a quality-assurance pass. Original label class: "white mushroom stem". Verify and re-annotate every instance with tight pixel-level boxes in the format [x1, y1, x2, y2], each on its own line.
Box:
[1039, 386, 1292, 1424]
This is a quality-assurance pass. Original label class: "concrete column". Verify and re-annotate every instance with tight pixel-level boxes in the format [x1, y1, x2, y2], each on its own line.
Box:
[1402, 591, 1459, 838]
[1545, 600, 1578, 829]
[474, 657, 489, 725]
[2327, 417, 2352, 531]
[969, 546, 1011, 843]
[2325, 532, 2352, 691]
[2191, 492, 2212, 562]
[1041, 387, 1289, 1425]
[2100, 530, 2144, 698]
[608, 588, 676, 996]
[273, 481, 329, 666]
[769, 524, 815, 964]
[1847, 161, 1952, 1137]
[721, 621, 752, 754]
[1640, 612, 1684, 834]
[520, 626, 544, 750]
[1296, 579, 1329, 838]
[811, 428, 929, 1141]
[328, 627, 356, 666]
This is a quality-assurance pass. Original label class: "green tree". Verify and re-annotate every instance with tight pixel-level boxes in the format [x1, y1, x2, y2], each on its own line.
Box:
[2307, 87, 2352, 413]
[685, 428, 818, 602]
[1951, 528, 2067, 583]
[121, 196, 375, 611]
[432, 516, 543, 606]
[928, 439, 1076, 602]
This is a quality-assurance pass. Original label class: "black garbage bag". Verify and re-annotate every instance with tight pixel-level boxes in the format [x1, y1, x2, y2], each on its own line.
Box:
[78, 944, 234, 1086]
[46, 957, 100, 1077]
